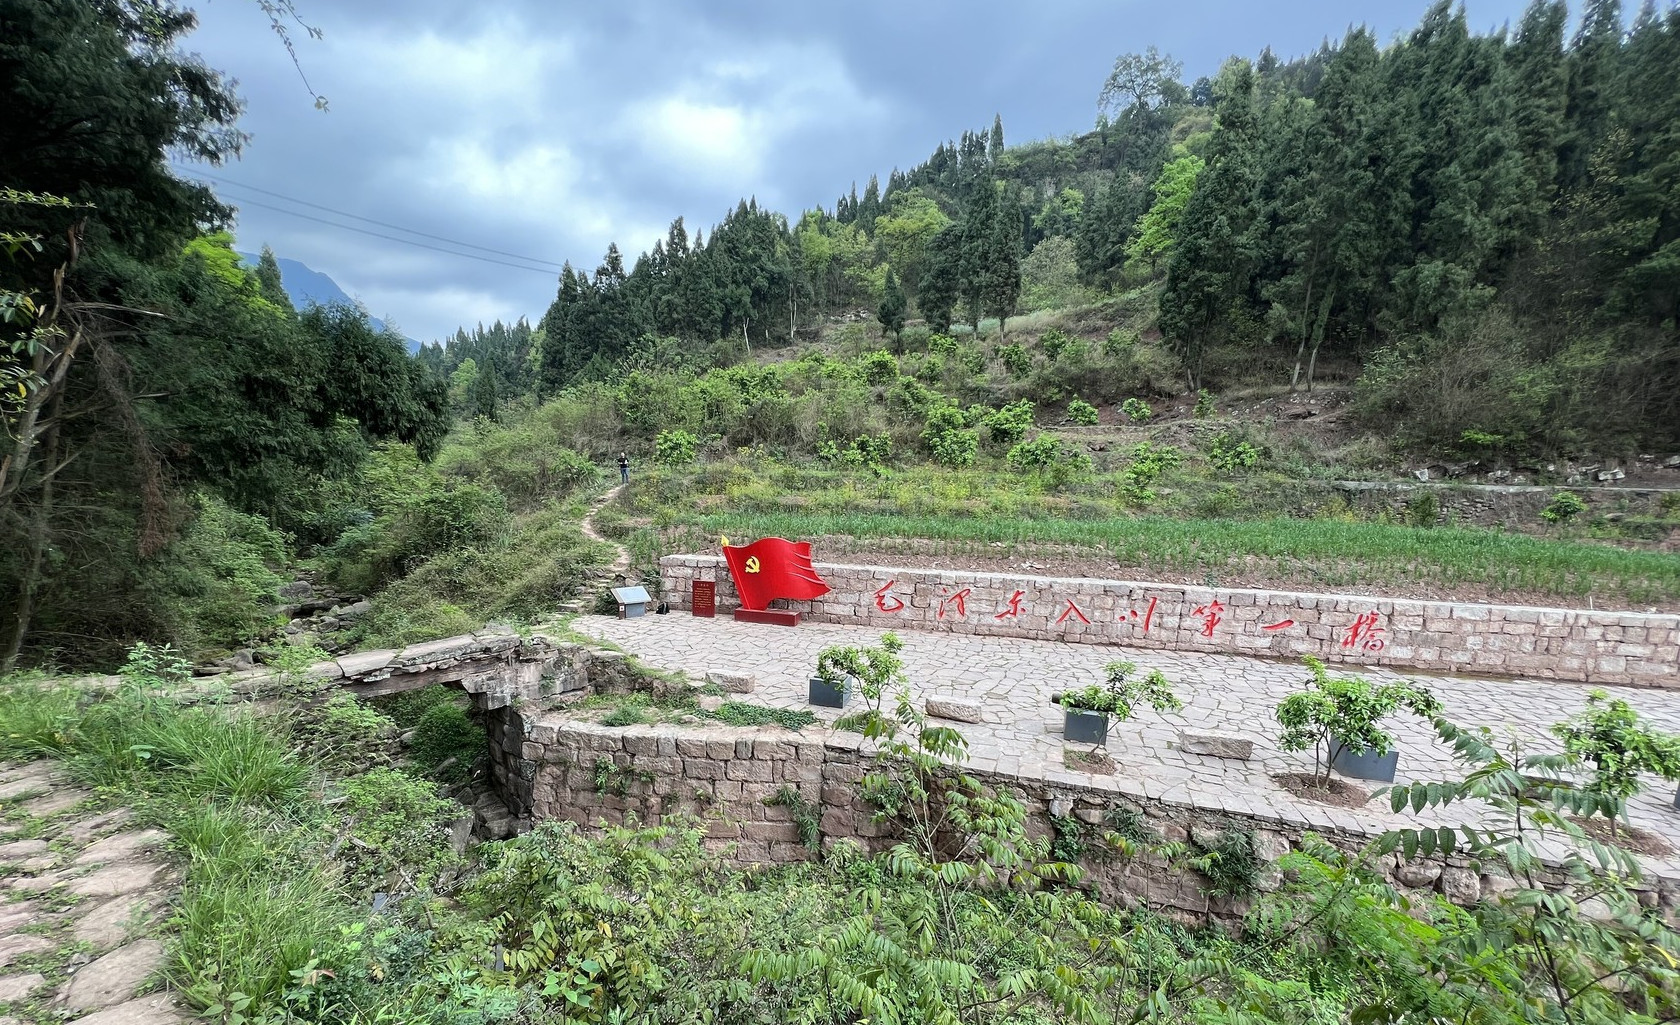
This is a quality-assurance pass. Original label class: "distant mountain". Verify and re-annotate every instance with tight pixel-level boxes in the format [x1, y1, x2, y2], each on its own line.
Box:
[236, 251, 420, 352]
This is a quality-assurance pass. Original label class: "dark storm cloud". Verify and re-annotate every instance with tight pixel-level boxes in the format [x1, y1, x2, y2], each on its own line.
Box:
[175, 0, 1536, 342]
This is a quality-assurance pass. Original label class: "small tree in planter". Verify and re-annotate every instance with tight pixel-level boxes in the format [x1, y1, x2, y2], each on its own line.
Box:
[1551, 690, 1680, 842]
[1275, 657, 1441, 786]
[811, 632, 905, 719]
[1057, 661, 1182, 746]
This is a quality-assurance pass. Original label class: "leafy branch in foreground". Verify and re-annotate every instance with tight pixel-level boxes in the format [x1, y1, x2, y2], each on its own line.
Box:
[1366, 716, 1680, 1023]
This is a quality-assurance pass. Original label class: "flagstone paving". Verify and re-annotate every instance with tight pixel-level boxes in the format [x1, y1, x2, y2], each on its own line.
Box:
[576, 613, 1680, 874]
[0, 762, 184, 1024]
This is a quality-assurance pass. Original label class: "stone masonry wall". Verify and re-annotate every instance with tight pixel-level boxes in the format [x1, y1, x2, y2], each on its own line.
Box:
[501, 717, 1680, 922]
[660, 556, 1680, 688]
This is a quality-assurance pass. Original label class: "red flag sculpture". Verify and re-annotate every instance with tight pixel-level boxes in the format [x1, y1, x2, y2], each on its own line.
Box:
[722, 537, 830, 611]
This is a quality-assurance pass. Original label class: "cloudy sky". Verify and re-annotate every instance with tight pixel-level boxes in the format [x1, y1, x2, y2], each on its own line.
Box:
[177, 0, 1542, 343]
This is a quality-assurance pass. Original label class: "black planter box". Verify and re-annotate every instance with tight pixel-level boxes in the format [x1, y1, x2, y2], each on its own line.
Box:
[1063, 708, 1110, 746]
[808, 676, 851, 708]
[1332, 745, 1399, 783]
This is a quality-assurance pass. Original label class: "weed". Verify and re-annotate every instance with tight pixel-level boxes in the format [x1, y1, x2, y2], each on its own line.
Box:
[764, 785, 821, 850]
[700, 703, 817, 731]
[1186, 825, 1263, 899]
[592, 758, 653, 796]
[1542, 489, 1587, 524]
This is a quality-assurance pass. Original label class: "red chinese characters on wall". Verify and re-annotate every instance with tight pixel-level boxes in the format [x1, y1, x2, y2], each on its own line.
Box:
[874, 581, 907, 614]
[1341, 610, 1387, 652]
[1055, 599, 1090, 626]
[937, 587, 972, 619]
[1118, 596, 1159, 633]
[845, 583, 1399, 659]
[1191, 599, 1225, 638]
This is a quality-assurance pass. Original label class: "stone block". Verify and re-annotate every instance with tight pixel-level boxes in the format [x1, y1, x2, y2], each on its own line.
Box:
[705, 671, 756, 693]
[622, 733, 662, 757]
[725, 760, 774, 783]
[682, 758, 724, 780]
[1176, 731, 1254, 760]
[924, 697, 984, 723]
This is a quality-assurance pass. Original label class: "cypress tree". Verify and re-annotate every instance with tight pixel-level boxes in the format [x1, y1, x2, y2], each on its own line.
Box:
[981, 187, 1023, 338]
[877, 267, 907, 342]
[960, 179, 998, 333]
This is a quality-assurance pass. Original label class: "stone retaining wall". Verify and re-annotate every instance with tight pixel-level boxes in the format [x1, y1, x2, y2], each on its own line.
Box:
[493, 715, 1680, 921]
[659, 556, 1680, 688]
[1334, 480, 1679, 528]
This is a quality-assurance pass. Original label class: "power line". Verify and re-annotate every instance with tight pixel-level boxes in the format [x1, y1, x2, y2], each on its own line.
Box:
[189, 170, 568, 271]
[192, 188, 563, 276]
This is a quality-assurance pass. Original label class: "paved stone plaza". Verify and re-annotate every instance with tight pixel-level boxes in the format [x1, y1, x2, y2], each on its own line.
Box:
[575, 613, 1680, 874]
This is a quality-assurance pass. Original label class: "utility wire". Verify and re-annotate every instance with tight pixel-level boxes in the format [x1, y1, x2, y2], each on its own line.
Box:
[188, 170, 568, 271]
[192, 188, 563, 276]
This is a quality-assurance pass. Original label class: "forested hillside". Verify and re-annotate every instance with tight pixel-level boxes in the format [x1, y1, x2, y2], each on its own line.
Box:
[423, 0, 1679, 454]
[0, 0, 451, 667]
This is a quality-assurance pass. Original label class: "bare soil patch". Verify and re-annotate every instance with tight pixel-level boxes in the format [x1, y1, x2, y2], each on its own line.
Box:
[1063, 747, 1116, 775]
[1568, 816, 1674, 857]
[1272, 772, 1370, 808]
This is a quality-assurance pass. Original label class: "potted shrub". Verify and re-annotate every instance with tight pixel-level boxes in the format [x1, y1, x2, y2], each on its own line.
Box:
[1055, 661, 1182, 747]
[1275, 656, 1440, 785]
[1551, 689, 1680, 840]
[811, 632, 905, 712]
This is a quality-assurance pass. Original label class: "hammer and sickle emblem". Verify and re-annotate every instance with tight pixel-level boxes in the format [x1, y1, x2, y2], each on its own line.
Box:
[744, 556, 761, 573]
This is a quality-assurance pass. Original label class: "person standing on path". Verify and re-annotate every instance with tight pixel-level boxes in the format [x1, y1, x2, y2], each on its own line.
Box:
[618, 452, 629, 484]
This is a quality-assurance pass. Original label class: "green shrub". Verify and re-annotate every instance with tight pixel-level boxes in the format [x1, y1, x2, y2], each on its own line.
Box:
[926, 333, 960, 357]
[333, 766, 462, 888]
[408, 699, 478, 781]
[1006, 436, 1094, 484]
[921, 403, 978, 468]
[998, 343, 1032, 377]
[1542, 490, 1587, 524]
[654, 429, 699, 466]
[1406, 491, 1440, 527]
[1067, 398, 1099, 425]
[149, 494, 288, 656]
[1103, 328, 1140, 357]
[1040, 328, 1071, 360]
[983, 400, 1035, 447]
[1189, 826, 1262, 898]
[1208, 432, 1261, 472]
[857, 349, 899, 385]
[303, 693, 398, 769]
[1121, 397, 1153, 423]
[1193, 388, 1216, 419]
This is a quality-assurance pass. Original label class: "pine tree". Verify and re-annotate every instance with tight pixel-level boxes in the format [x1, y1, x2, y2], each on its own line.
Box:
[988, 114, 1005, 162]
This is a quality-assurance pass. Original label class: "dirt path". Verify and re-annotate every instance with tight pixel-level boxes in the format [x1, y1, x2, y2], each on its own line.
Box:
[581, 484, 630, 575]
[0, 760, 186, 1023]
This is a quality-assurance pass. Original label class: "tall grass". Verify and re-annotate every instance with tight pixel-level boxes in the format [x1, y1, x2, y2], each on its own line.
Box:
[688, 511, 1680, 605]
